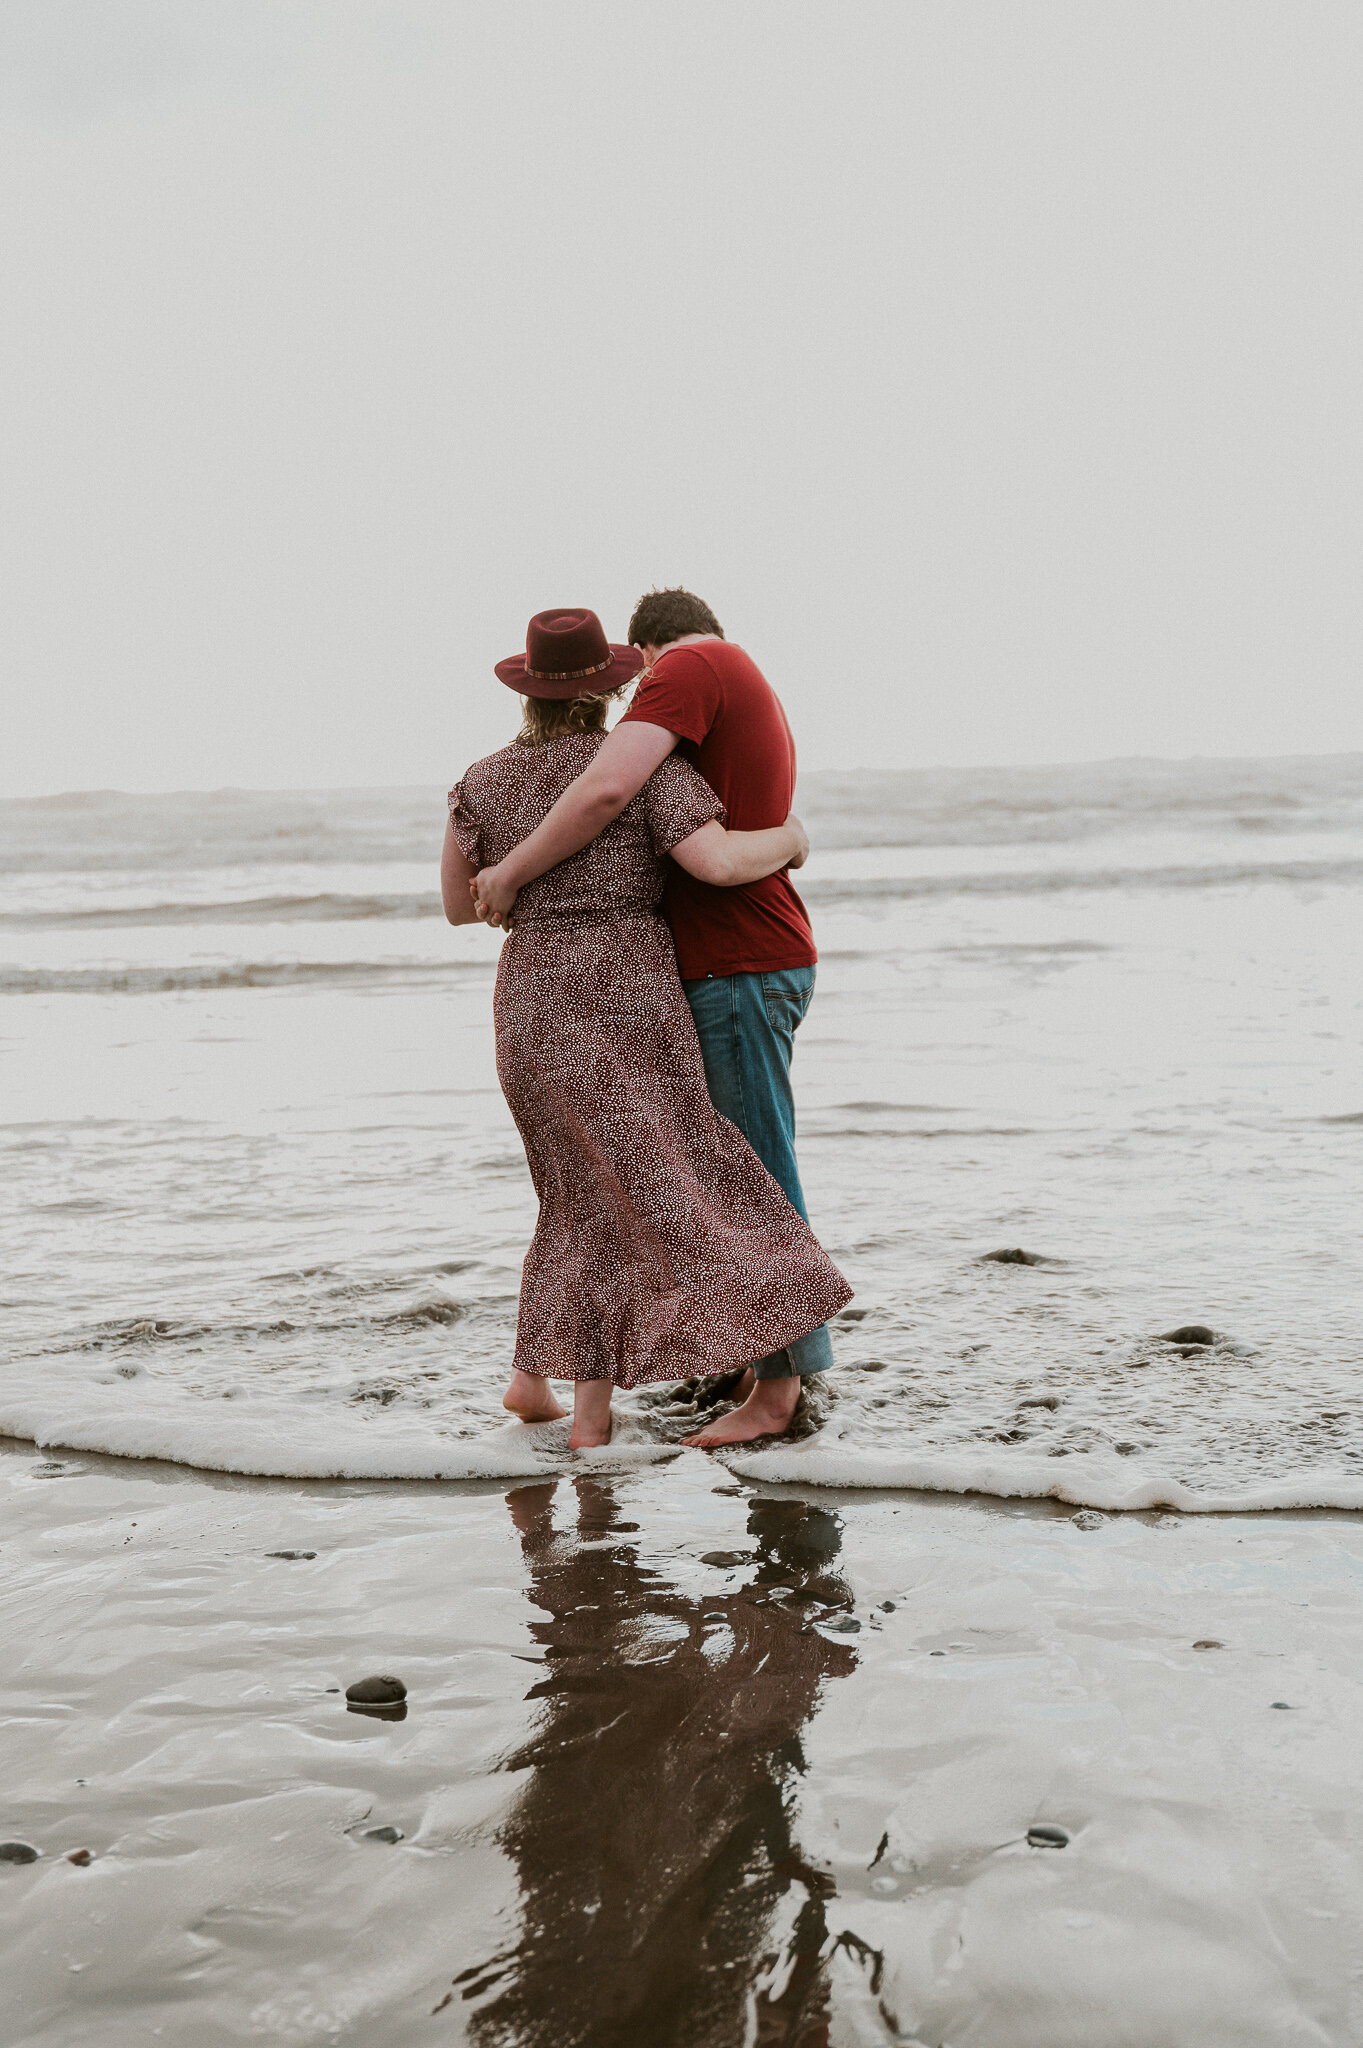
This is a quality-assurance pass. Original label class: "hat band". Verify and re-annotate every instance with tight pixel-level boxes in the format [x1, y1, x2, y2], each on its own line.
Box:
[523, 652, 617, 683]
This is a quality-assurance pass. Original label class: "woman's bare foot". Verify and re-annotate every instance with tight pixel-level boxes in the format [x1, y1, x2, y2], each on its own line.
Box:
[570, 1380, 613, 1450]
[683, 1375, 800, 1448]
[503, 1369, 566, 1423]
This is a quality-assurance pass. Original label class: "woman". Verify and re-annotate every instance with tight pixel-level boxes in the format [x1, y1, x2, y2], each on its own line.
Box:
[442, 608, 851, 1449]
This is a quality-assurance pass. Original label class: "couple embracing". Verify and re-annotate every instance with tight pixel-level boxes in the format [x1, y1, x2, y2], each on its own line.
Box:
[442, 587, 851, 1449]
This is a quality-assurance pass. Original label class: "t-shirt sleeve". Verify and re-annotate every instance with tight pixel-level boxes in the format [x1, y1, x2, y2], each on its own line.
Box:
[639, 755, 726, 855]
[446, 779, 483, 868]
[620, 645, 723, 745]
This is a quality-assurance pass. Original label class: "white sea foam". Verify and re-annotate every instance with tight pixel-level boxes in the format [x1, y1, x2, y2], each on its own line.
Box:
[729, 1426, 1363, 1514]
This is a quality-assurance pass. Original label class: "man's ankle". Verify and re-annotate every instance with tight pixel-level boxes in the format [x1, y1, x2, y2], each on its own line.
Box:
[754, 1375, 800, 1411]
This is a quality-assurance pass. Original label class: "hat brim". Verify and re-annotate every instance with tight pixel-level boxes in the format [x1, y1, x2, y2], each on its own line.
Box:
[493, 644, 645, 699]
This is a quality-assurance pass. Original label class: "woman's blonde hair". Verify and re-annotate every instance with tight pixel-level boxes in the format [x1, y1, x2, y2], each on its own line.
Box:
[517, 686, 626, 746]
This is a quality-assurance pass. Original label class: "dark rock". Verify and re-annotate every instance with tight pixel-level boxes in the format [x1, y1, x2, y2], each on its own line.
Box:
[345, 1675, 406, 1705]
[980, 1248, 1046, 1266]
[1071, 1510, 1107, 1530]
[1271, 1701, 1292, 1710]
[66, 1849, 93, 1867]
[1027, 1825, 1069, 1849]
[880, 1600, 897, 1612]
[1160, 1325, 1216, 1347]
[929, 1649, 946, 1657]
[1192, 1639, 1224, 1651]
[0, 1842, 39, 1864]
[700, 1551, 750, 1568]
[364, 1825, 403, 1843]
[266, 1550, 316, 1560]
[838, 1307, 868, 1321]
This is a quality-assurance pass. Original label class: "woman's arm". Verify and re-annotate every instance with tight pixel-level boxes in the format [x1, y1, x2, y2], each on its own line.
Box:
[441, 818, 482, 925]
[670, 813, 809, 888]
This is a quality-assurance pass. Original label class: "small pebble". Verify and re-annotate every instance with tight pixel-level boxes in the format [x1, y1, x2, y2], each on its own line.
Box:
[1271, 1701, 1292, 1710]
[879, 1600, 896, 1612]
[1192, 1640, 1224, 1651]
[66, 1849, 93, 1867]
[0, 1843, 40, 1865]
[929, 1649, 946, 1657]
[700, 1552, 748, 1568]
[364, 1825, 403, 1843]
[1027, 1825, 1069, 1849]
[266, 1550, 317, 1561]
[345, 1675, 407, 1705]
[1071, 1510, 1107, 1531]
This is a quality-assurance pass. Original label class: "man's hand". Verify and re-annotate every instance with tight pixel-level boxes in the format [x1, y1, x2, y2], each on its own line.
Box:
[784, 813, 810, 869]
[473, 862, 520, 928]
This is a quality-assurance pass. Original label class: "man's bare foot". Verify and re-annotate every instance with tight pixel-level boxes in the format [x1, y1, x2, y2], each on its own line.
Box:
[570, 1380, 613, 1450]
[503, 1369, 566, 1423]
[683, 1376, 801, 1448]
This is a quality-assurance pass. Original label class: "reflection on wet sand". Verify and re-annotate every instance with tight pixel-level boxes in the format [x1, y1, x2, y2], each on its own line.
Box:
[454, 1478, 860, 2048]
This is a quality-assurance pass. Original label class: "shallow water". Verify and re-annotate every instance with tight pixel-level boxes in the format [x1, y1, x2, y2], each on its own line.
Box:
[3, 1447, 1361, 2046]
[3, 755, 1362, 1509]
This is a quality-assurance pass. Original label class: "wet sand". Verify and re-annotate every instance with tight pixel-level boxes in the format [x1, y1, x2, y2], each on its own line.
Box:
[3, 1437, 1361, 2046]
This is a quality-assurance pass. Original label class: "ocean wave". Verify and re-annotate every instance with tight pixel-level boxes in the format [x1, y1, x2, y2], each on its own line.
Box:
[728, 1427, 1363, 1513]
[801, 854, 1363, 905]
[3, 1358, 1359, 1509]
[52, 1294, 469, 1352]
[5, 758, 1362, 873]
[0, 959, 489, 995]
[0, 890, 443, 930]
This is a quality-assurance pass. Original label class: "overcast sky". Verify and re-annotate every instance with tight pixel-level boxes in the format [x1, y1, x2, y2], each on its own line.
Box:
[2, 1, 1360, 796]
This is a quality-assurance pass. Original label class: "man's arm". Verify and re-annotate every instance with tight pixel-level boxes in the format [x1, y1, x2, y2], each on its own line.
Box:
[474, 721, 676, 926]
[670, 814, 809, 886]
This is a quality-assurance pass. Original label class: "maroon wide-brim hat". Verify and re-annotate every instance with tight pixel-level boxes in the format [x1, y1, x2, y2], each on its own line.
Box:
[495, 608, 645, 700]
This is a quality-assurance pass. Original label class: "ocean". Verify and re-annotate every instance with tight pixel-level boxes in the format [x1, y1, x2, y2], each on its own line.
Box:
[4, 753, 1362, 1512]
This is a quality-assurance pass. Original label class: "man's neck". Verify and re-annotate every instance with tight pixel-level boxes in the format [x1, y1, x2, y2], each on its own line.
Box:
[657, 633, 721, 655]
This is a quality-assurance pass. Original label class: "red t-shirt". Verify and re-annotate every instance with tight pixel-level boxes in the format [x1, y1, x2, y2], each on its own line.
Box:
[620, 639, 817, 980]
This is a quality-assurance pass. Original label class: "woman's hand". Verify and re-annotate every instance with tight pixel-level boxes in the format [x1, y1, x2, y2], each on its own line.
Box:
[784, 813, 809, 869]
[473, 861, 520, 928]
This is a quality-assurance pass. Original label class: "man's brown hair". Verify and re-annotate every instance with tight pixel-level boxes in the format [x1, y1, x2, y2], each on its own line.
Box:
[627, 587, 724, 649]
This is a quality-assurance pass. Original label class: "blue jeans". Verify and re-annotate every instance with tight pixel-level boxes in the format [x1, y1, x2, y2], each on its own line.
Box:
[682, 966, 834, 1380]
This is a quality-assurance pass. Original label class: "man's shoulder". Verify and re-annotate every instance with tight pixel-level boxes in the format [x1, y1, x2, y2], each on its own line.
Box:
[652, 639, 765, 690]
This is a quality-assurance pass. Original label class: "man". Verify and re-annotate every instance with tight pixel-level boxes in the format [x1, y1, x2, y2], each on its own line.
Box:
[474, 587, 835, 1445]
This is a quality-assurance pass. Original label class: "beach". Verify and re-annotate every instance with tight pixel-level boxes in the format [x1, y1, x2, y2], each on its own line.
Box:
[3, 1442, 1361, 2045]
[3, 755, 1363, 2041]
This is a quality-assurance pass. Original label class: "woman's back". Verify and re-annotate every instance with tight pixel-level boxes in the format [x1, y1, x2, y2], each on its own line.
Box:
[451, 732, 720, 926]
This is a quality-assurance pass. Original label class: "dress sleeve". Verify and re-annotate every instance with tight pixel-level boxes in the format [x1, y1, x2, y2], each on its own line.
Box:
[639, 755, 726, 855]
[447, 780, 483, 868]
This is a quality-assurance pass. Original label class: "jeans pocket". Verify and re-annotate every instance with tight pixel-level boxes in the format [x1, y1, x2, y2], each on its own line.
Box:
[761, 967, 815, 1031]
